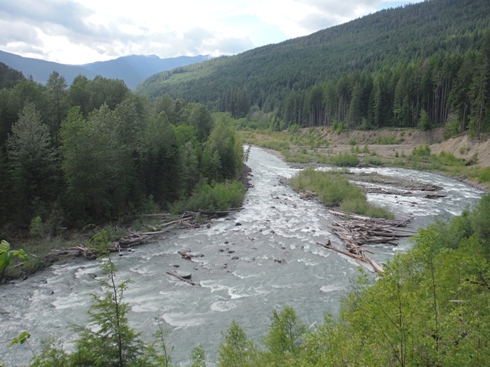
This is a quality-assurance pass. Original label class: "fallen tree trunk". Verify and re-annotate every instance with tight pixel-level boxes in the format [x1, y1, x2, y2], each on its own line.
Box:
[178, 251, 204, 260]
[317, 240, 384, 273]
[166, 271, 198, 286]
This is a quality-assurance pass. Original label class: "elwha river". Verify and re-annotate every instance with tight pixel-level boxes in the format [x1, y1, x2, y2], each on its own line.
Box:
[0, 146, 483, 366]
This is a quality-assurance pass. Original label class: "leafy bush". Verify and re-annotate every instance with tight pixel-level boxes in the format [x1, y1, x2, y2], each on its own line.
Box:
[479, 167, 490, 182]
[172, 180, 246, 213]
[330, 153, 359, 167]
[363, 157, 385, 166]
[411, 144, 431, 158]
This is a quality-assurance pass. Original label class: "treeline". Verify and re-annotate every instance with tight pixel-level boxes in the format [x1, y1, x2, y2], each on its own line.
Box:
[281, 31, 490, 136]
[137, 0, 490, 126]
[0, 71, 244, 231]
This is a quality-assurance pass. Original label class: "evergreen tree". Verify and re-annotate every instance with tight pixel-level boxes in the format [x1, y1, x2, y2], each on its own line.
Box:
[7, 102, 58, 223]
[46, 71, 68, 145]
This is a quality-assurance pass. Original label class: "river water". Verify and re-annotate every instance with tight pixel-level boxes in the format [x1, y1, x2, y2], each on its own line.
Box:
[0, 146, 484, 366]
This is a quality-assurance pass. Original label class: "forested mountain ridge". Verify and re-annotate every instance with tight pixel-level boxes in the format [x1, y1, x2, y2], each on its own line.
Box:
[136, 0, 490, 132]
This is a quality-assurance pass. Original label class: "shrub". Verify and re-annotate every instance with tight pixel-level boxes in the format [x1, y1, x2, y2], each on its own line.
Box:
[363, 157, 384, 166]
[479, 167, 490, 182]
[172, 180, 246, 213]
[330, 153, 359, 167]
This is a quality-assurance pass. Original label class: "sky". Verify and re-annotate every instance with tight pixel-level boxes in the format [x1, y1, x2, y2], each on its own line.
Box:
[0, 0, 424, 65]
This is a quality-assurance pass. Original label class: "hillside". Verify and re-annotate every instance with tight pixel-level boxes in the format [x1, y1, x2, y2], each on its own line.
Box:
[136, 0, 490, 111]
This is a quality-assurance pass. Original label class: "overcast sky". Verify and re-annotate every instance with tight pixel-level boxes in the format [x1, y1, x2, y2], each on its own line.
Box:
[0, 0, 424, 65]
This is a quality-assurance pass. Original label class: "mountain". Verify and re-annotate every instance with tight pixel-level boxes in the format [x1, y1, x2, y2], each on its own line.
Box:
[0, 50, 98, 86]
[0, 51, 210, 89]
[82, 55, 211, 89]
[135, 0, 490, 107]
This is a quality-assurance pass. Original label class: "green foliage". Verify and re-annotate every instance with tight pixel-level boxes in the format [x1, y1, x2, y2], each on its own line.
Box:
[262, 307, 307, 364]
[7, 102, 59, 223]
[478, 166, 490, 182]
[29, 216, 45, 238]
[0, 69, 248, 230]
[70, 257, 147, 366]
[412, 144, 431, 158]
[9, 331, 31, 347]
[217, 321, 258, 367]
[419, 108, 431, 130]
[190, 345, 207, 367]
[172, 180, 246, 213]
[28, 338, 69, 367]
[137, 0, 490, 131]
[24, 253, 178, 366]
[375, 135, 401, 144]
[363, 156, 385, 166]
[0, 240, 28, 280]
[329, 152, 360, 167]
[290, 169, 393, 218]
[202, 121, 243, 182]
[0, 62, 25, 89]
[147, 320, 175, 367]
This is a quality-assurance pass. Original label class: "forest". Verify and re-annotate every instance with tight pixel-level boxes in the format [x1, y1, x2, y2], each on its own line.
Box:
[2, 0, 490, 365]
[0, 67, 244, 235]
[137, 0, 490, 136]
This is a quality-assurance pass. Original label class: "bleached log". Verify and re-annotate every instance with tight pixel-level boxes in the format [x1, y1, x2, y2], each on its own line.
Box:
[166, 271, 198, 286]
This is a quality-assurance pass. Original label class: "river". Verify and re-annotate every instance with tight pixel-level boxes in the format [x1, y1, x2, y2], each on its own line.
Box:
[0, 146, 484, 366]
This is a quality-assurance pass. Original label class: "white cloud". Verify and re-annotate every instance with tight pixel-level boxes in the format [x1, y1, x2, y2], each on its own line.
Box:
[0, 0, 424, 64]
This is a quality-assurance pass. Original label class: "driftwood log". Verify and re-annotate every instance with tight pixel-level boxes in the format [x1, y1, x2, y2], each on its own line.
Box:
[166, 271, 198, 286]
[329, 210, 414, 245]
[178, 251, 204, 261]
[318, 240, 384, 273]
[317, 211, 415, 273]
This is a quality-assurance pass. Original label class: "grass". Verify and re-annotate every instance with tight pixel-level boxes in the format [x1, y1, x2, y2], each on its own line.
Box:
[329, 153, 360, 167]
[290, 168, 394, 219]
[376, 136, 402, 144]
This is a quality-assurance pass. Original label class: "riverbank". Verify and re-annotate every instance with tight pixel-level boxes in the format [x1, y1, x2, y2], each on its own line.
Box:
[245, 127, 490, 193]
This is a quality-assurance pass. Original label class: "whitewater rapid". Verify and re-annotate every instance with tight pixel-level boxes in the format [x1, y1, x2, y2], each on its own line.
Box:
[0, 146, 483, 366]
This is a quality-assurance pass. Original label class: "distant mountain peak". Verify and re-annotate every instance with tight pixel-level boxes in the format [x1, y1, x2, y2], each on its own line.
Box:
[0, 50, 211, 89]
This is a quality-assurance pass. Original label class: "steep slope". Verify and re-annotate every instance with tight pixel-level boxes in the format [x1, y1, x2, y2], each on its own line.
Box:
[136, 0, 490, 106]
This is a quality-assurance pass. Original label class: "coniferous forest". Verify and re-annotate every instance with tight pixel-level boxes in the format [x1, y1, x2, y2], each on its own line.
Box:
[137, 0, 490, 136]
[0, 68, 244, 233]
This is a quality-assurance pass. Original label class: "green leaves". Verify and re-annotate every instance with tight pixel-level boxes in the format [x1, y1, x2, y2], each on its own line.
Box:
[9, 331, 31, 347]
[0, 239, 12, 271]
[217, 321, 258, 367]
[0, 240, 28, 276]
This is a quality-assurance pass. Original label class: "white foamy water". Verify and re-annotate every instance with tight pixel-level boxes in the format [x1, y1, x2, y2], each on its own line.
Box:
[0, 147, 484, 366]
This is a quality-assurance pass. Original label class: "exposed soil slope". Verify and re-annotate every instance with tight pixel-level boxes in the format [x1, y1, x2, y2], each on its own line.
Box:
[322, 128, 489, 167]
